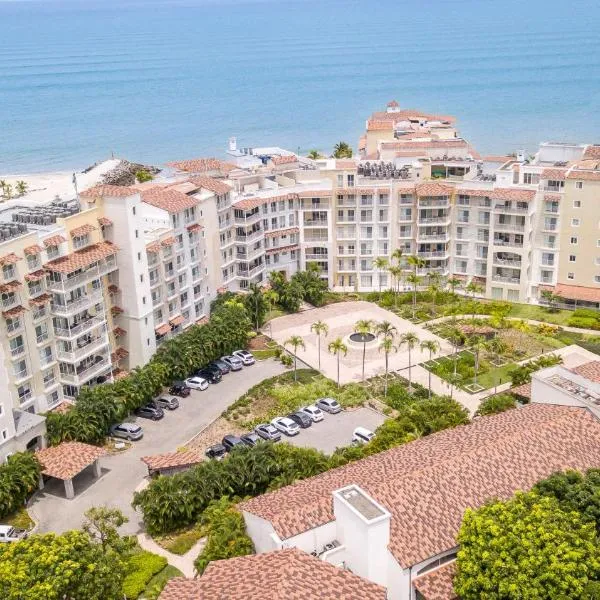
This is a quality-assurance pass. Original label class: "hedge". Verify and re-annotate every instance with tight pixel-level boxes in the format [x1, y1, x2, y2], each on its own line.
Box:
[122, 551, 167, 599]
[0, 453, 41, 519]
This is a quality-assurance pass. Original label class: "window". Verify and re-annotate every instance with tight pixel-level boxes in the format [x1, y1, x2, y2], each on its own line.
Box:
[1, 430, 6, 441]
[142, 296, 146, 304]
[140, 274, 143, 282]
[595, 276, 600, 283]
[573, 200, 581, 208]
[576, 181, 583, 189]
[2, 264, 16, 280]
[347, 174, 354, 187]
[572, 218, 580, 227]
[137, 252, 141, 260]
[133, 206, 136, 215]
[523, 173, 540, 185]
[337, 174, 343, 187]
[570, 236, 578, 245]
[568, 272, 574, 280]
[569, 255, 576, 262]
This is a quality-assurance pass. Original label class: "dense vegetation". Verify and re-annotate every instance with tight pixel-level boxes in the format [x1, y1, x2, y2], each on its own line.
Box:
[0, 453, 41, 520]
[475, 393, 518, 416]
[507, 353, 563, 386]
[46, 302, 251, 445]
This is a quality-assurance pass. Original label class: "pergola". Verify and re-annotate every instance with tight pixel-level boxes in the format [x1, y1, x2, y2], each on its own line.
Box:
[141, 450, 204, 477]
[36, 441, 107, 499]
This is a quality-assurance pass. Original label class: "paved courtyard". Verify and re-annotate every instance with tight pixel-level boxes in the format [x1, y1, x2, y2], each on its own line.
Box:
[266, 301, 453, 385]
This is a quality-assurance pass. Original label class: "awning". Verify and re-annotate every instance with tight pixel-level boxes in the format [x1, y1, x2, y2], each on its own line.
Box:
[24, 244, 43, 256]
[155, 323, 171, 336]
[43, 235, 66, 248]
[0, 253, 22, 266]
[29, 293, 52, 306]
[2, 305, 26, 318]
[161, 237, 176, 247]
[44, 241, 118, 274]
[110, 306, 124, 315]
[146, 242, 161, 253]
[97, 217, 113, 227]
[70, 223, 96, 237]
[24, 270, 47, 282]
[186, 223, 203, 233]
[113, 327, 127, 337]
[169, 314, 185, 327]
[0, 280, 22, 293]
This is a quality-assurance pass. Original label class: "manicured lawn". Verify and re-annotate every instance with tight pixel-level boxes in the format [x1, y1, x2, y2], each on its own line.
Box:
[143, 565, 183, 600]
[154, 524, 204, 555]
[507, 303, 573, 326]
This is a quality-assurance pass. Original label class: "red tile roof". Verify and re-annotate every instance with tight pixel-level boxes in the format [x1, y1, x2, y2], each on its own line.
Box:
[264, 227, 299, 238]
[271, 154, 298, 166]
[571, 360, 600, 383]
[155, 323, 170, 336]
[141, 188, 198, 214]
[413, 562, 457, 600]
[297, 189, 332, 198]
[367, 119, 395, 131]
[186, 223, 204, 233]
[511, 383, 531, 399]
[583, 145, 600, 160]
[0, 252, 22, 266]
[380, 139, 467, 151]
[416, 182, 455, 197]
[113, 327, 127, 337]
[97, 217, 113, 227]
[544, 193, 562, 201]
[335, 159, 357, 169]
[111, 347, 129, 361]
[36, 441, 106, 480]
[566, 169, 600, 181]
[158, 548, 386, 600]
[541, 168, 567, 181]
[43, 235, 66, 248]
[167, 158, 237, 174]
[161, 237, 176, 247]
[44, 241, 117, 274]
[265, 244, 299, 255]
[482, 155, 513, 163]
[49, 401, 75, 415]
[0, 280, 22, 293]
[29, 293, 52, 306]
[489, 188, 536, 202]
[370, 109, 456, 124]
[241, 405, 600, 568]
[23, 244, 43, 256]
[111, 305, 124, 315]
[387, 100, 400, 107]
[235, 193, 290, 210]
[190, 176, 232, 195]
[2, 305, 26, 318]
[141, 450, 204, 472]
[80, 184, 138, 198]
[146, 242, 161, 253]
[24, 270, 46, 282]
[555, 283, 600, 302]
[70, 223, 96, 237]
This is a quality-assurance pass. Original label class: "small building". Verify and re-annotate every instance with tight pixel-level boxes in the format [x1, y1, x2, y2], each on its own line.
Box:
[141, 450, 204, 477]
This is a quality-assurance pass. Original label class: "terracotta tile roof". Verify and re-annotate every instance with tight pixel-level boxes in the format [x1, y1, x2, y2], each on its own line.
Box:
[416, 182, 455, 197]
[141, 450, 204, 472]
[511, 383, 531, 399]
[2, 305, 26, 317]
[335, 160, 357, 169]
[43, 235, 66, 248]
[297, 189, 332, 198]
[108, 284, 119, 294]
[155, 323, 170, 336]
[370, 109, 456, 124]
[265, 244, 299, 255]
[111, 305, 124, 315]
[70, 223, 96, 237]
[158, 548, 386, 600]
[489, 187, 536, 202]
[368, 119, 395, 131]
[264, 227, 299, 238]
[0, 280, 22, 293]
[44, 241, 117, 274]
[186, 223, 204, 233]
[395, 150, 427, 158]
[566, 169, 600, 181]
[146, 242, 161, 253]
[571, 360, 600, 383]
[358, 136, 367, 151]
[541, 168, 567, 180]
[235, 193, 290, 210]
[111, 347, 129, 361]
[24, 270, 46, 282]
[387, 100, 400, 107]
[482, 155, 513, 163]
[170, 314, 185, 327]
[80, 184, 138, 199]
[113, 368, 130, 380]
[161, 237, 176, 247]
[554, 283, 600, 302]
[271, 154, 298, 166]
[0, 252, 22, 266]
[196, 316, 209, 325]
[141, 188, 198, 214]
[241, 405, 600, 568]
[380, 140, 467, 150]
[97, 217, 113, 227]
[36, 441, 106, 481]
[544, 193, 562, 201]
[113, 327, 126, 337]
[190, 176, 232, 195]
[467, 146, 482, 160]
[23, 244, 43, 255]
[167, 158, 237, 174]
[29, 293, 52, 306]
[583, 145, 600, 160]
[413, 562, 458, 600]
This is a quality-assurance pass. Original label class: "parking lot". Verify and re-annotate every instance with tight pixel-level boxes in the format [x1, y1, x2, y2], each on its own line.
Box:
[286, 407, 386, 454]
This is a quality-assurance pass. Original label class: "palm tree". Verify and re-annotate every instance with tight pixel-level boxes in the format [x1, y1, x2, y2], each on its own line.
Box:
[15, 180, 28, 196]
[447, 276, 461, 297]
[427, 282, 441, 316]
[263, 289, 279, 317]
[465, 280, 483, 319]
[375, 320, 396, 340]
[399, 331, 419, 391]
[447, 327, 464, 378]
[3, 183, 13, 200]
[284, 335, 305, 381]
[310, 320, 329, 371]
[245, 283, 266, 331]
[406, 255, 425, 318]
[379, 336, 397, 396]
[328, 337, 348, 388]
[420, 339, 440, 398]
[354, 319, 373, 381]
[391, 248, 404, 266]
[307, 149, 323, 160]
[470, 336, 487, 386]
[373, 257, 388, 298]
[388, 265, 403, 307]
[333, 142, 353, 159]
[405, 273, 421, 319]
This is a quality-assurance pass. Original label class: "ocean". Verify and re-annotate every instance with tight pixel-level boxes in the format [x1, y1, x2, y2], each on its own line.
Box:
[1, 0, 599, 173]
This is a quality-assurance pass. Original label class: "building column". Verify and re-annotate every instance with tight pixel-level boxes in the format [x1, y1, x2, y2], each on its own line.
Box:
[64, 478, 75, 499]
[93, 459, 102, 478]
[38, 474, 45, 491]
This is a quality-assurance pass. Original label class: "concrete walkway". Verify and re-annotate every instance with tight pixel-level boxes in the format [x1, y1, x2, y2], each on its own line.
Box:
[137, 533, 205, 578]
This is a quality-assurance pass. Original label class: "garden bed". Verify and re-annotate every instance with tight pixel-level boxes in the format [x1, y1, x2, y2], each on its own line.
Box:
[153, 524, 204, 555]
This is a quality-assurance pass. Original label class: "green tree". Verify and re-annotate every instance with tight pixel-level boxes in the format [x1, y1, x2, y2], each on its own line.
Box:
[399, 331, 419, 391]
[292, 264, 328, 306]
[354, 319, 373, 381]
[475, 393, 517, 416]
[469, 335, 487, 386]
[135, 170, 153, 183]
[465, 280, 483, 319]
[307, 149, 323, 160]
[420, 339, 440, 398]
[15, 180, 28, 196]
[263, 288, 279, 317]
[82, 506, 133, 555]
[379, 336, 397, 397]
[328, 337, 348, 388]
[310, 320, 329, 371]
[388, 265, 403, 306]
[455, 492, 600, 599]
[284, 335, 305, 381]
[244, 283, 267, 331]
[447, 275, 461, 296]
[3, 183, 13, 200]
[373, 257, 389, 298]
[279, 279, 304, 312]
[333, 141, 353, 159]
[540, 288, 559, 311]
[0, 452, 41, 519]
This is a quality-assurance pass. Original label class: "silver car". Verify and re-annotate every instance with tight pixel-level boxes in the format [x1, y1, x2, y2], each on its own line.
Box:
[110, 423, 143, 441]
[221, 355, 243, 371]
[316, 397, 342, 414]
[232, 349, 255, 366]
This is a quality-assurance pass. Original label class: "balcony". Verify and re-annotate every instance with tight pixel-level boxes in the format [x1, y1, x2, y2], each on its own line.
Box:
[337, 215, 356, 223]
[6, 320, 23, 336]
[417, 232, 450, 243]
[164, 269, 175, 280]
[417, 250, 448, 259]
[398, 230, 412, 239]
[60, 356, 111, 386]
[10, 344, 25, 358]
[418, 216, 451, 225]
[51, 289, 104, 316]
[152, 295, 163, 307]
[57, 335, 109, 362]
[237, 246, 263, 261]
[493, 239, 523, 248]
[492, 274, 521, 284]
[418, 199, 450, 208]
[398, 214, 413, 222]
[150, 277, 161, 288]
[544, 205, 559, 214]
[493, 257, 522, 267]
[47, 259, 117, 293]
[235, 230, 263, 243]
[234, 213, 261, 225]
[305, 253, 329, 260]
[304, 218, 328, 227]
[36, 331, 49, 344]
[543, 185, 564, 193]
[40, 353, 56, 367]
[494, 221, 525, 232]
[13, 367, 30, 383]
[237, 265, 265, 279]
[494, 204, 529, 214]
[54, 315, 106, 339]
[2, 295, 20, 310]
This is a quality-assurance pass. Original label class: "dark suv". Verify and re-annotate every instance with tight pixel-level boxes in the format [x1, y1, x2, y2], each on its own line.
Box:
[205, 444, 227, 460]
[135, 404, 164, 420]
[222, 435, 245, 452]
[169, 381, 191, 397]
[196, 367, 222, 384]
[210, 359, 231, 375]
[288, 411, 312, 429]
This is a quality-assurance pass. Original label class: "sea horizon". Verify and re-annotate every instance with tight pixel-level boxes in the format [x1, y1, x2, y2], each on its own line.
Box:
[1, 0, 599, 173]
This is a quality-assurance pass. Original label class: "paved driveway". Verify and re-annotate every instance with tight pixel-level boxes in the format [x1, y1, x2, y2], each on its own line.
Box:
[30, 359, 286, 535]
[287, 407, 386, 454]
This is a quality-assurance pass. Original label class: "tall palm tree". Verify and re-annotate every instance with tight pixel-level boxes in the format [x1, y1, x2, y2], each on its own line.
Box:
[307, 149, 323, 160]
[447, 276, 461, 297]
[388, 265, 403, 307]
[263, 289, 279, 317]
[447, 327, 464, 378]
[399, 331, 419, 392]
[246, 283, 266, 331]
[470, 336, 487, 386]
[328, 337, 348, 388]
[420, 339, 440, 398]
[375, 320, 396, 341]
[391, 247, 404, 266]
[379, 336, 397, 396]
[465, 280, 483, 319]
[15, 180, 28, 196]
[405, 273, 421, 319]
[310, 320, 329, 371]
[427, 282, 441, 316]
[373, 257, 388, 298]
[406, 255, 425, 318]
[333, 142, 353, 159]
[354, 319, 373, 381]
[284, 335, 305, 381]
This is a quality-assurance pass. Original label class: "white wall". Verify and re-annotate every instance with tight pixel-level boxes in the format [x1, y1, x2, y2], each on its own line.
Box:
[242, 512, 283, 553]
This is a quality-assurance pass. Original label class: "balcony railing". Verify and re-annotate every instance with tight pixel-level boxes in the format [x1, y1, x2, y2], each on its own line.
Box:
[493, 258, 522, 267]
[237, 265, 265, 279]
[543, 185, 564, 193]
[494, 204, 529, 214]
[494, 222, 525, 232]
[51, 289, 104, 316]
[304, 218, 328, 227]
[417, 233, 450, 242]
[36, 331, 49, 344]
[2, 295, 19, 310]
[491, 274, 521, 284]
[235, 231, 263, 243]
[152, 295, 162, 307]
[418, 216, 451, 224]
[417, 251, 448, 258]
[234, 213, 261, 225]
[10, 345, 25, 358]
[59, 356, 111, 386]
[47, 259, 117, 293]
[6, 321, 22, 335]
[54, 315, 106, 339]
[40, 353, 55, 367]
[237, 246, 263, 261]
[57, 336, 109, 362]
[418, 199, 449, 208]
[305, 253, 329, 260]
[493, 239, 523, 248]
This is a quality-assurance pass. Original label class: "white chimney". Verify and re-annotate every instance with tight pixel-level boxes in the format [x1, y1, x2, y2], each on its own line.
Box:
[229, 137, 237, 152]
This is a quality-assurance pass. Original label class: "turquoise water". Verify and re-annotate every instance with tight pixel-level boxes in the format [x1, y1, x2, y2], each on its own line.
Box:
[1, 0, 599, 172]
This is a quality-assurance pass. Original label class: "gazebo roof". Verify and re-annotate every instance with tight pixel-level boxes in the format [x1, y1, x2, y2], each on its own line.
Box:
[36, 441, 106, 480]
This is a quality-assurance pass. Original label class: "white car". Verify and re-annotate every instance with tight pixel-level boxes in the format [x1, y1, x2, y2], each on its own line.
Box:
[221, 355, 243, 371]
[0, 525, 27, 543]
[352, 427, 375, 445]
[300, 404, 324, 423]
[185, 376, 209, 391]
[271, 416, 300, 436]
[316, 397, 342, 414]
[232, 349, 255, 366]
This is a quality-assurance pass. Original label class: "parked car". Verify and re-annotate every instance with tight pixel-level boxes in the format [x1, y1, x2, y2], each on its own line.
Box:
[185, 376, 209, 391]
[110, 423, 143, 441]
[221, 355, 243, 371]
[135, 404, 165, 420]
[222, 434, 245, 452]
[300, 404, 324, 423]
[271, 416, 300, 436]
[352, 427, 375, 445]
[232, 349, 255, 365]
[288, 411, 312, 429]
[169, 381, 191, 397]
[255, 423, 282, 442]
[241, 432, 261, 447]
[0, 525, 28, 543]
[316, 397, 342, 414]
[205, 444, 227, 460]
[196, 367, 221, 384]
[211, 359, 231, 375]
[154, 395, 179, 410]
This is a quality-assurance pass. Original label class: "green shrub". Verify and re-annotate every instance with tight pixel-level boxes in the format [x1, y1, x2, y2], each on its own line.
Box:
[509, 353, 562, 386]
[573, 308, 600, 320]
[0, 453, 41, 519]
[476, 394, 516, 417]
[122, 551, 167, 599]
[568, 316, 600, 330]
[143, 565, 183, 600]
